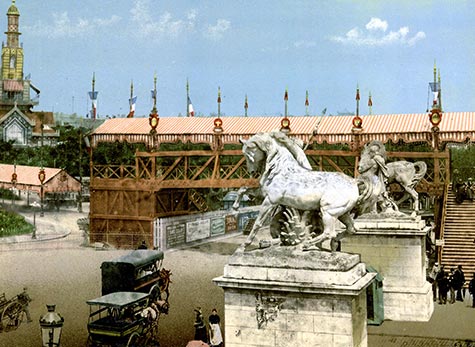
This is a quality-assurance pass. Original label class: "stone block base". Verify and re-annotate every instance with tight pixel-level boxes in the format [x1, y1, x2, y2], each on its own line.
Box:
[214, 246, 375, 347]
[342, 214, 434, 322]
[383, 282, 433, 321]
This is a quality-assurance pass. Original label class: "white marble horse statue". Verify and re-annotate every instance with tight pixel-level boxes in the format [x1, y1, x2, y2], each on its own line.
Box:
[358, 140, 427, 212]
[240, 131, 368, 250]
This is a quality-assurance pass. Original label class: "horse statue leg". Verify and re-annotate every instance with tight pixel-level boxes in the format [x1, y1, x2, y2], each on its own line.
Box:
[245, 198, 276, 246]
[337, 212, 357, 235]
[402, 185, 419, 211]
[233, 186, 249, 210]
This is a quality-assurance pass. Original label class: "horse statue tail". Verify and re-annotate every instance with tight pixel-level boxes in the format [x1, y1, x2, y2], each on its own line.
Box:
[411, 161, 427, 186]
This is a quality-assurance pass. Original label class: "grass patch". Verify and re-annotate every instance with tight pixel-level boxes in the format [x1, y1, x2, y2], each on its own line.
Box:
[0, 208, 34, 237]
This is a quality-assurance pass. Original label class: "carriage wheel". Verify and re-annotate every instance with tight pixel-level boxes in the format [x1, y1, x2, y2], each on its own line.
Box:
[86, 335, 99, 347]
[126, 332, 142, 347]
[1, 302, 24, 332]
[148, 284, 160, 302]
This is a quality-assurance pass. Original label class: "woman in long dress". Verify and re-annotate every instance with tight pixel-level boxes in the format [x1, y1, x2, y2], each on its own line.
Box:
[208, 308, 223, 347]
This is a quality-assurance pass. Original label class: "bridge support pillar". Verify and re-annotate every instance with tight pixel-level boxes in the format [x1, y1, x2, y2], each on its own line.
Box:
[214, 246, 375, 347]
[342, 214, 434, 322]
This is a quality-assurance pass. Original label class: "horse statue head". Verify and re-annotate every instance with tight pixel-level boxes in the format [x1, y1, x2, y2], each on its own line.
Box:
[240, 133, 268, 175]
[240, 131, 312, 176]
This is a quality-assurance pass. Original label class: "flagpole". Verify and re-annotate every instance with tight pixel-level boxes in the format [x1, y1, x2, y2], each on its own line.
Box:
[356, 84, 360, 118]
[305, 90, 309, 116]
[129, 80, 134, 117]
[186, 79, 189, 117]
[368, 91, 372, 115]
[91, 73, 96, 120]
[284, 88, 288, 117]
[217, 87, 221, 118]
[153, 74, 157, 112]
[438, 69, 442, 111]
[244, 94, 248, 117]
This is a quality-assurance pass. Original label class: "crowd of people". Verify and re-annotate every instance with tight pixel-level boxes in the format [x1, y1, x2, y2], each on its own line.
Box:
[454, 177, 475, 203]
[428, 263, 475, 307]
[187, 307, 223, 347]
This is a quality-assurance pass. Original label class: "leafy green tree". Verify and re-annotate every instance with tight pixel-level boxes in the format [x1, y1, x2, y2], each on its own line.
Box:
[450, 144, 475, 181]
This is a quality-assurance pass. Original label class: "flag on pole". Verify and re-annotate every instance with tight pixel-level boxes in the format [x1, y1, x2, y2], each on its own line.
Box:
[356, 88, 360, 101]
[368, 94, 372, 107]
[305, 90, 309, 106]
[187, 96, 194, 117]
[88, 91, 98, 100]
[128, 96, 137, 118]
[429, 82, 440, 103]
[429, 82, 439, 92]
[89, 91, 98, 119]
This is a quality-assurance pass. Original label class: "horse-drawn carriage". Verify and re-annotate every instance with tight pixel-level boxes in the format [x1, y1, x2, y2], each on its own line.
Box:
[86, 250, 171, 347]
[0, 289, 31, 332]
[86, 291, 162, 347]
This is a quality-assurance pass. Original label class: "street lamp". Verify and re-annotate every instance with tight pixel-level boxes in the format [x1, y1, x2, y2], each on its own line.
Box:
[38, 168, 46, 217]
[39, 304, 64, 347]
[11, 165, 17, 207]
[31, 201, 40, 239]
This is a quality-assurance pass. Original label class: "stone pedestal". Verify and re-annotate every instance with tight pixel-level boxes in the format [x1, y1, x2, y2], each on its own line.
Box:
[341, 214, 433, 322]
[214, 246, 375, 347]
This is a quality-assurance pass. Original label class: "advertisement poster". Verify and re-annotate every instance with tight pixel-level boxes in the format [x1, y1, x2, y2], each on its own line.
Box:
[186, 218, 210, 242]
[210, 217, 225, 236]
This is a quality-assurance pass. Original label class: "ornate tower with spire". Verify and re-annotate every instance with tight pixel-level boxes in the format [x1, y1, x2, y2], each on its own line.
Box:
[0, 0, 39, 111]
[2, 0, 22, 80]
[0, 0, 55, 146]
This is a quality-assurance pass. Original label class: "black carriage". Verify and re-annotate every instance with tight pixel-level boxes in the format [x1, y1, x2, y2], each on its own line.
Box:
[86, 291, 161, 347]
[101, 250, 164, 300]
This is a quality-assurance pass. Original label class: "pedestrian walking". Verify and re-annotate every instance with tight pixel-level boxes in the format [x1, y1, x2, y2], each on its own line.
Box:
[469, 273, 475, 308]
[208, 308, 223, 347]
[454, 265, 466, 302]
[193, 307, 208, 343]
[428, 262, 440, 302]
[448, 268, 456, 304]
[437, 267, 449, 304]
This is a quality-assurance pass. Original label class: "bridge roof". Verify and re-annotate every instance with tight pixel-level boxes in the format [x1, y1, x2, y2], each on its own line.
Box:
[90, 112, 475, 147]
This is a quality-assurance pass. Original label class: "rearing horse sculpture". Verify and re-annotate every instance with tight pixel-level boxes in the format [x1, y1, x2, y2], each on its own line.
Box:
[241, 131, 365, 249]
[358, 140, 427, 212]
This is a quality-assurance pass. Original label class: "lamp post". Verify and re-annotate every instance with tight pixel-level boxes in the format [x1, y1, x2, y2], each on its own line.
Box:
[31, 201, 40, 239]
[78, 125, 83, 213]
[39, 304, 64, 347]
[11, 164, 17, 207]
[38, 168, 46, 217]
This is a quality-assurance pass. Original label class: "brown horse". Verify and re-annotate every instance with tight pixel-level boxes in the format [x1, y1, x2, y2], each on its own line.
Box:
[158, 268, 172, 302]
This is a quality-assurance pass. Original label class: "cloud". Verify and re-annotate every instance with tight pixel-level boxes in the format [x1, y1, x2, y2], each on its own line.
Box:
[294, 40, 317, 48]
[131, 0, 229, 41]
[24, 12, 120, 38]
[331, 17, 425, 46]
[204, 19, 231, 40]
[365, 17, 388, 32]
[130, 0, 196, 38]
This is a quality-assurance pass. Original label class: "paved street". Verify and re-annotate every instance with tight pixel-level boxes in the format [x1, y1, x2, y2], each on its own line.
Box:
[0, 203, 475, 346]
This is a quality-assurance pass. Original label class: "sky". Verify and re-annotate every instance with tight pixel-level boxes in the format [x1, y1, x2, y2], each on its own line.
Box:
[9, 0, 475, 118]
